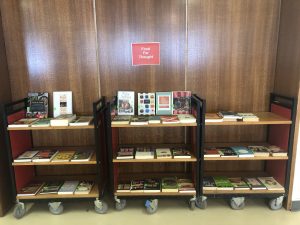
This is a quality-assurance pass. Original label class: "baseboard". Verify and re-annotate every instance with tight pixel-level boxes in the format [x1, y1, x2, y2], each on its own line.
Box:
[291, 201, 300, 211]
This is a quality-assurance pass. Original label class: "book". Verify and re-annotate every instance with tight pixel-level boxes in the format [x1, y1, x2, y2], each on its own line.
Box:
[130, 180, 144, 192]
[172, 148, 192, 159]
[111, 115, 131, 125]
[230, 146, 254, 158]
[50, 114, 76, 126]
[160, 115, 180, 124]
[155, 148, 172, 159]
[203, 177, 217, 190]
[32, 149, 58, 162]
[144, 179, 161, 192]
[257, 177, 284, 191]
[161, 177, 178, 192]
[205, 113, 223, 122]
[178, 179, 196, 193]
[130, 116, 149, 125]
[248, 146, 270, 157]
[149, 116, 161, 124]
[204, 147, 221, 157]
[177, 114, 196, 123]
[172, 91, 191, 114]
[156, 92, 173, 115]
[58, 181, 79, 195]
[218, 111, 242, 121]
[213, 176, 234, 190]
[237, 113, 259, 122]
[116, 147, 134, 159]
[74, 181, 94, 194]
[17, 181, 45, 196]
[27, 92, 49, 118]
[31, 118, 51, 127]
[267, 145, 288, 157]
[51, 151, 76, 162]
[39, 181, 63, 194]
[135, 147, 155, 159]
[8, 118, 39, 128]
[228, 177, 250, 190]
[218, 147, 238, 157]
[71, 150, 94, 162]
[138, 93, 155, 115]
[14, 150, 39, 162]
[53, 91, 73, 118]
[244, 177, 267, 190]
[117, 91, 135, 115]
[116, 183, 131, 193]
[69, 116, 93, 126]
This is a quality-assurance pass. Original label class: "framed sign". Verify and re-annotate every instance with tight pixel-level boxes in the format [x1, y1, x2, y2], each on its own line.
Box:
[132, 42, 160, 65]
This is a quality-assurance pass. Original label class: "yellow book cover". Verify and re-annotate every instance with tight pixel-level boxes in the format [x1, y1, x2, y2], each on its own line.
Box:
[51, 151, 76, 162]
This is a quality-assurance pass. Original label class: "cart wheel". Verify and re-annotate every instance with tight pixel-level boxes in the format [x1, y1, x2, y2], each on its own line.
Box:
[195, 198, 207, 209]
[230, 198, 245, 210]
[145, 199, 158, 214]
[94, 201, 108, 214]
[48, 202, 64, 215]
[115, 199, 126, 211]
[269, 197, 283, 210]
[13, 203, 26, 219]
[189, 200, 196, 210]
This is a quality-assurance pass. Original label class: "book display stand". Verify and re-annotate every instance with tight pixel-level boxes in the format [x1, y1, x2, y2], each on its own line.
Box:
[1, 97, 108, 218]
[197, 93, 297, 210]
[105, 94, 202, 213]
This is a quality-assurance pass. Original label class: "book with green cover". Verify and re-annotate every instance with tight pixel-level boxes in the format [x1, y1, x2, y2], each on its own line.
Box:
[31, 118, 51, 127]
[228, 177, 250, 190]
[161, 177, 178, 192]
[213, 176, 234, 190]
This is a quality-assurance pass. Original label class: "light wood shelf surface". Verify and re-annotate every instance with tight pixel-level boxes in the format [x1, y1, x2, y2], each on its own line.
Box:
[203, 189, 285, 195]
[8, 125, 94, 131]
[114, 191, 195, 197]
[111, 123, 197, 128]
[204, 156, 288, 161]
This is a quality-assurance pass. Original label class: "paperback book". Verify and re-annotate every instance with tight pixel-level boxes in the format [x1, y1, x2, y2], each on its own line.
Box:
[138, 93, 155, 115]
[178, 179, 196, 193]
[144, 179, 161, 192]
[228, 177, 250, 190]
[74, 181, 94, 194]
[130, 116, 149, 125]
[237, 113, 259, 122]
[257, 177, 284, 191]
[205, 113, 223, 122]
[39, 181, 63, 194]
[69, 116, 93, 126]
[148, 116, 161, 124]
[172, 91, 191, 114]
[267, 145, 288, 157]
[116, 147, 135, 159]
[244, 177, 267, 190]
[218, 147, 238, 157]
[71, 150, 94, 162]
[213, 176, 234, 190]
[27, 92, 49, 118]
[204, 147, 221, 157]
[14, 150, 39, 163]
[17, 181, 45, 196]
[172, 148, 192, 159]
[248, 146, 270, 157]
[111, 115, 131, 125]
[58, 181, 79, 195]
[203, 177, 217, 190]
[160, 115, 180, 124]
[155, 148, 172, 159]
[32, 149, 58, 162]
[116, 183, 131, 193]
[117, 91, 135, 115]
[8, 118, 39, 128]
[130, 180, 145, 192]
[135, 147, 155, 159]
[51, 151, 76, 162]
[161, 177, 178, 192]
[53, 91, 73, 118]
[218, 111, 242, 122]
[177, 114, 196, 123]
[50, 114, 76, 126]
[31, 118, 51, 127]
[230, 146, 254, 158]
[156, 92, 173, 115]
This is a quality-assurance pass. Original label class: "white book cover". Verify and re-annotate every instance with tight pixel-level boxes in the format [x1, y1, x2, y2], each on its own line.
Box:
[117, 91, 135, 115]
[53, 91, 73, 118]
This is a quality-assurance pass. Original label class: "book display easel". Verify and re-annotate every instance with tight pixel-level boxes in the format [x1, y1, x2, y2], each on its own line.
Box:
[1, 97, 108, 218]
[197, 93, 297, 210]
[105, 94, 202, 213]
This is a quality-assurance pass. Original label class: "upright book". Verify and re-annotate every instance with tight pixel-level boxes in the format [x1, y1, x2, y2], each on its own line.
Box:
[117, 91, 135, 115]
[172, 91, 191, 114]
[27, 92, 49, 118]
[53, 91, 73, 118]
[138, 93, 155, 115]
[156, 92, 173, 115]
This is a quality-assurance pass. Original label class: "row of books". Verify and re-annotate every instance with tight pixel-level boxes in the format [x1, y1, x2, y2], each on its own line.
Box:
[203, 176, 284, 191]
[8, 115, 93, 128]
[14, 149, 94, 163]
[117, 147, 192, 159]
[206, 112, 259, 122]
[117, 177, 195, 193]
[204, 145, 287, 158]
[17, 180, 94, 197]
[112, 114, 196, 125]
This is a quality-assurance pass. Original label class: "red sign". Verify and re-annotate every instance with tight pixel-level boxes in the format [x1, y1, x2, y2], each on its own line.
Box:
[132, 42, 160, 65]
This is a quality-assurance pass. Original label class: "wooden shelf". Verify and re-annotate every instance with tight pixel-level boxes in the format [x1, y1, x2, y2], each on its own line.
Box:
[204, 156, 288, 161]
[7, 125, 94, 131]
[205, 112, 292, 125]
[113, 155, 197, 163]
[115, 191, 195, 197]
[111, 123, 197, 128]
[203, 189, 285, 195]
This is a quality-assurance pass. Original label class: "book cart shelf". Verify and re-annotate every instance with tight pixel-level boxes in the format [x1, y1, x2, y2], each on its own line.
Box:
[105, 94, 203, 214]
[197, 93, 297, 210]
[1, 97, 108, 218]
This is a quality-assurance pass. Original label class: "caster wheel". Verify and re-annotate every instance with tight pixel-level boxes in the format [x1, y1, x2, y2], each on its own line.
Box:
[115, 199, 126, 211]
[146, 205, 158, 214]
[49, 203, 64, 215]
[269, 198, 283, 210]
[13, 203, 26, 219]
[145, 199, 158, 214]
[230, 199, 245, 210]
[189, 200, 196, 210]
[195, 199, 207, 209]
[95, 201, 108, 214]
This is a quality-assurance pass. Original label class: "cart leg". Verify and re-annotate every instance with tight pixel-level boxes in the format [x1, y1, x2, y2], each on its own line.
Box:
[189, 196, 196, 210]
[115, 196, 126, 211]
[269, 196, 284, 210]
[13, 202, 26, 219]
[48, 202, 64, 215]
[230, 197, 245, 210]
[145, 199, 158, 214]
[94, 199, 108, 214]
[195, 196, 207, 209]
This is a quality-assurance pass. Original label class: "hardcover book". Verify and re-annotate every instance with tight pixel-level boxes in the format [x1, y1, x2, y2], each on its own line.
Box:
[74, 181, 94, 194]
[17, 181, 45, 196]
[205, 113, 224, 122]
[58, 181, 79, 195]
[8, 118, 39, 128]
[230, 146, 254, 158]
[213, 176, 234, 190]
[69, 116, 93, 126]
[203, 177, 217, 190]
[257, 177, 284, 191]
[155, 148, 172, 159]
[71, 150, 94, 162]
[248, 146, 270, 157]
[161, 177, 178, 192]
[160, 115, 180, 124]
[116, 147, 135, 159]
[204, 147, 221, 157]
[156, 92, 173, 115]
[218, 147, 238, 157]
[148, 116, 161, 124]
[14, 150, 39, 163]
[39, 181, 63, 194]
[178, 179, 196, 193]
[51, 151, 76, 162]
[177, 114, 196, 123]
[144, 179, 161, 192]
[135, 147, 155, 159]
[116, 183, 131, 193]
[31, 118, 51, 127]
[27, 92, 49, 118]
[228, 177, 250, 190]
[172, 91, 191, 114]
[111, 115, 131, 125]
[53, 91, 73, 118]
[130, 180, 145, 192]
[172, 148, 192, 159]
[130, 116, 149, 125]
[117, 91, 135, 115]
[50, 114, 76, 126]
[237, 113, 259, 122]
[244, 177, 267, 190]
[32, 149, 58, 162]
[138, 93, 155, 115]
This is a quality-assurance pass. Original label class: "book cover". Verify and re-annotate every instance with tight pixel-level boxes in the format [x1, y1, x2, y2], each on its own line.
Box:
[69, 116, 93, 126]
[116, 147, 134, 159]
[230, 146, 254, 158]
[14, 150, 39, 162]
[58, 181, 79, 194]
[204, 147, 221, 157]
[135, 147, 154, 159]
[172, 148, 192, 159]
[138, 93, 155, 115]
[130, 116, 149, 125]
[53, 91, 73, 118]
[218, 147, 238, 157]
[161, 177, 178, 192]
[71, 150, 94, 162]
[203, 177, 217, 190]
[218, 111, 242, 121]
[144, 179, 161, 192]
[228, 177, 250, 190]
[51, 151, 76, 162]
[156, 92, 173, 115]
[248, 146, 270, 157]
[31, 118, 51, 127]
[267, 145, 288, 157]
[50, 114, 76, 126]
[32, 150, 58, 162]
[177, 114, 196, 123]
[27, 92, 49, 118]
[117, 91, 135, 115]
[160, 115, 180, 124]
[172, 91, 191, 114]
[148, 116, 161, 124]
[116, 183, 131, 193]
[237, 113, 259, 122]
[130, 180, 145, 192]
[17, 181, 45, 196]
[74, 181, 94, 194]
[111, 115, 131, 125]
[244, 177, 267, 190]
[155, 148, 172, 159]
[39, 181, 63, 194]
[257, 177, 284, 191]
[8, 118, 39, 128]
[213, 176, 234, 190]
[178, 179, 195, 193]
[205, 113, 223, 122]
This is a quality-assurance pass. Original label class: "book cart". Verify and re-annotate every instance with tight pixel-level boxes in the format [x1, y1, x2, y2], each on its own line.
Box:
[105, 94, 203, 214]
[1, 97, 108, 218]
[197, 93, 297, 210]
